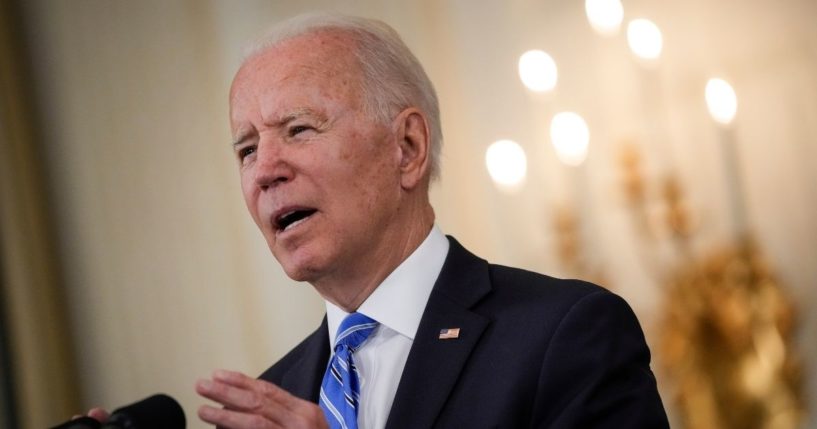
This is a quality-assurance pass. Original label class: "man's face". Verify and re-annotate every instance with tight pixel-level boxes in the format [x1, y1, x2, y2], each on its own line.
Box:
[229, 31, 405, 285]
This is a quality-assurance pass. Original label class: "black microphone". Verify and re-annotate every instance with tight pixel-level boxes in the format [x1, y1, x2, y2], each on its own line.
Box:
[50, 416, 100, 429]
[51, 394, 185, 429]
[102, 394, 185, 429]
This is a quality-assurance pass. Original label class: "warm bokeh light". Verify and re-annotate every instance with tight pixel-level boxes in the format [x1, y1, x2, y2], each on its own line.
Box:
[550, 112, 590, 166]
[485, 139, 528, 190]
[705, 78, 738, 125]
[585, 0, 624, 36]
[627, 19, 663, 60]
[518, 50, 558, 92]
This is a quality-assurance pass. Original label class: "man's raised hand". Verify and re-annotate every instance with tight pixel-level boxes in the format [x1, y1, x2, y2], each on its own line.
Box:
[196, 370, 328, 429]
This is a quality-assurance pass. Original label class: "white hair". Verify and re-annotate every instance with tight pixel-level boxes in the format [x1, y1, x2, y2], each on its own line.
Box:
[242, 12, 443, 181]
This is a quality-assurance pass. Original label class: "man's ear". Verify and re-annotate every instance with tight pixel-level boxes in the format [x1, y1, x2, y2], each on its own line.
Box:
[394, 107, 431, 190]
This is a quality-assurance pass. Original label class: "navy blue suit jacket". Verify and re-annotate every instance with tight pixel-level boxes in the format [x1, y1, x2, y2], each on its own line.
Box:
[259, 237, 669, 428]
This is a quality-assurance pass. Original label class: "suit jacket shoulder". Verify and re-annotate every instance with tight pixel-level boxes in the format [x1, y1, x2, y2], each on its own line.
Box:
[386, 236, 669, 428]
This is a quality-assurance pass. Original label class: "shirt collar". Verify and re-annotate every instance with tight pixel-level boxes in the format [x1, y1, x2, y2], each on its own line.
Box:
[326, 225, 449, 346]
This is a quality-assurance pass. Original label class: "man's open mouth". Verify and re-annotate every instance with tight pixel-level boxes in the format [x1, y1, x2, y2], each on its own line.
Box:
[274, 208, 318, 232]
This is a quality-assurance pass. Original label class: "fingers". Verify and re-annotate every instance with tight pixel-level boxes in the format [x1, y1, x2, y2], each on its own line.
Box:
[197, 370, 291, 413]
[198, 403, 328, 429]
[197, 378, 261, 412]
[87, 407, 110, 422]
[196, 369, 328, 429]
[198, 404, 278, 428]
[217, 370, 295, 408]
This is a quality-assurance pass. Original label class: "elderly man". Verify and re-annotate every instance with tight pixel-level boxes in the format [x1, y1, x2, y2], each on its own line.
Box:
[194, 13, 669, 429]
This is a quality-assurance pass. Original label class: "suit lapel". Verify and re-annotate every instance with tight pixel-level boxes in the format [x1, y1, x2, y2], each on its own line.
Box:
[385, 237, 492, 429]
[279, 318, 330, 402]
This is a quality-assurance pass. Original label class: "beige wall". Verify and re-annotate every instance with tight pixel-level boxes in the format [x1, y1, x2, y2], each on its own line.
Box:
[15, 0, 816, 427]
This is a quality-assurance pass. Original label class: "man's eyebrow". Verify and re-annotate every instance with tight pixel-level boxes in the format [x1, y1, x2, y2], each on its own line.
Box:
[269, 108, 321, 127]
[231, 128, 255, 147]
[231, 109, 325, 147]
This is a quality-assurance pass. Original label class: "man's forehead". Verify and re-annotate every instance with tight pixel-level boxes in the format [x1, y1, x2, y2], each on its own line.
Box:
[229, 32, 366, 136]
[241, 30, 358, 77]
[231, 31, 361, 100]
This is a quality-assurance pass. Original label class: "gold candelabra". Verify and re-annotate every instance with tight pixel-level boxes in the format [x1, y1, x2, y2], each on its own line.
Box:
[618, 142, 805, 429]
[542, 8, 807, 427]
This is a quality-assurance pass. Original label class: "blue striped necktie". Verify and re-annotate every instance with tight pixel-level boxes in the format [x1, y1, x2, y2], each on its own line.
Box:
[319, 312, 378, 429]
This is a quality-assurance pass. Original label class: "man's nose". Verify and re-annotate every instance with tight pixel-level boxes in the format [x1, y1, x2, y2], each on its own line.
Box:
[253, 140, 294, 190]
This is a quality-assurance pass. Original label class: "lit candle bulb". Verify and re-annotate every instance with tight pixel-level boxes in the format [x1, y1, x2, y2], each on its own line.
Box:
[627, 19, 663, 62]
[550, 112, 592, 236]
[627, 17, 676, 171]
[705, 77, 746, 239]
[585, 0, 624, 36]
[518, 50, 558, 93]
[705, 78, 738, 126]
[486, 139, 528, 192]
[550, 112, 590, 166]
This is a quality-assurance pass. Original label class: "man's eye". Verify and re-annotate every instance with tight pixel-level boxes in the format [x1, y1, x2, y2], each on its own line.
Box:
[288, 125, 313, 137]
[238, 146, 256, 161]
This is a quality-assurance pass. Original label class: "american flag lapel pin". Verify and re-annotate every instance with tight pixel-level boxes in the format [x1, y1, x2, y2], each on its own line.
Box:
[438, 328, 461, 339]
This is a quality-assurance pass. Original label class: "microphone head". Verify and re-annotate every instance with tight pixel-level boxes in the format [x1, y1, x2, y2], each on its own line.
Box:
[104, 394, 185, 429]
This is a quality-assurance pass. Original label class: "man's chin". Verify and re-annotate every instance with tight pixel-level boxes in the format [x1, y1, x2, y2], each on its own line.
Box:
[278, 257, 323, 284]
[283, 268, 312, 283]
[271, 243, 335, 284]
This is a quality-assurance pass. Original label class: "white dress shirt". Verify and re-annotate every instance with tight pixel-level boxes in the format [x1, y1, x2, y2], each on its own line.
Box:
[325, 225, 449, 429]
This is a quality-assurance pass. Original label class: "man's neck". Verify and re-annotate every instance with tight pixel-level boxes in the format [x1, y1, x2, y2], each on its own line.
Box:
[313, 204, 435, 312]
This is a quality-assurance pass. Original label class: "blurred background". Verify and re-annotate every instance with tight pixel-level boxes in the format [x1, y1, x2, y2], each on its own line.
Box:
[1, 0, 815, 428]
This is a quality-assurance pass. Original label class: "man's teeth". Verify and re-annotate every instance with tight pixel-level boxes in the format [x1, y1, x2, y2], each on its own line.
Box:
[283, 216, 307, 231]
[277, 209, 316, 232]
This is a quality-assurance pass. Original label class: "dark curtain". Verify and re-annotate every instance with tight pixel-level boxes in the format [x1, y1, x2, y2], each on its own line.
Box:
[0, 0, 80, 427]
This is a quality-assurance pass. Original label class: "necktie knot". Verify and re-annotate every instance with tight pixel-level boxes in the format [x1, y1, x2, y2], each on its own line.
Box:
[334, 312, 378, 352]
